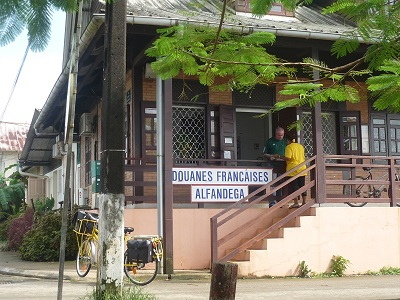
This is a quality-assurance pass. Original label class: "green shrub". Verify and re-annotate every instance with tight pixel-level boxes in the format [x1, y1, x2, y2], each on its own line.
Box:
[379, 266, 400, 275]
[0, 218, 12, 242]
[330, 255, 350, 277]
[19, 209, 78, 261]
[367, 266, 400, 275]
[34, 197, 55, 213]
[6, 208, 34, 250]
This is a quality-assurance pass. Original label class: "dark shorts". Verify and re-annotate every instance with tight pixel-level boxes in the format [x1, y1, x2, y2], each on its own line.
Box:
[288, 176, 307, 196]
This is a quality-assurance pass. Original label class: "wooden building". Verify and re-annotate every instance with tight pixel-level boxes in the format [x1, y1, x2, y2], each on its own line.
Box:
[20, 0, 400, 276]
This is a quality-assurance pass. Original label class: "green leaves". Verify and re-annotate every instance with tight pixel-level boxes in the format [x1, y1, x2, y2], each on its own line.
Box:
[239, 31, 276, 46]
[145, 1, 400, 112]
[367, 59, 400, 111]
[324, 0, 400, 72]
[0, 1, 27, 47]
[0, 182, 25, 212]
[0, 165, 26, 214]
[146, 25, 291, 90]
[0, 0, 77, 51]
[276, 82, 359, 111]
[331, 37, 360, 58]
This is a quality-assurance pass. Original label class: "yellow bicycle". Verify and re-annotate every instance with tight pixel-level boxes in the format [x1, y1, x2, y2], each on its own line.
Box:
[73, 211, 163, 285]
[73, 211, 99, 277]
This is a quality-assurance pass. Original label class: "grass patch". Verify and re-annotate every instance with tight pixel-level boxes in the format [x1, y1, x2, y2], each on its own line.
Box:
[79, 286, 157, 300]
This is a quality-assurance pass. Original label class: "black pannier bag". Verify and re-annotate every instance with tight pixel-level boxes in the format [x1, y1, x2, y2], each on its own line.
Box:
[127, 239, 153, 263]
[72, 211, 96, 235]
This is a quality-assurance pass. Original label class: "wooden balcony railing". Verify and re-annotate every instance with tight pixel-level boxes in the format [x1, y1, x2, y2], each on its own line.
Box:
[209, 154, 400, 265]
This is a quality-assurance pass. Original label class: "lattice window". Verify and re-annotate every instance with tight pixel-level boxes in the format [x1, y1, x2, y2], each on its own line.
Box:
[172, 106, 206, 163]
[301, 112, 337, 158]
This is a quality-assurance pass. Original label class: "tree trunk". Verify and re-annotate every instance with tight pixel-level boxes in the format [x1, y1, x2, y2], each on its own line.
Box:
[209, 262, 238, 300]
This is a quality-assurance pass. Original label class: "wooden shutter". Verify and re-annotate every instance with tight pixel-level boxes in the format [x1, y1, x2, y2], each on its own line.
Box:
[219, 105, 237, 165]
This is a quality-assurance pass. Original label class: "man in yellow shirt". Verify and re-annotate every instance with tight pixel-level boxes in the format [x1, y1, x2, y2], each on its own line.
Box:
[279, 133, 307, 208]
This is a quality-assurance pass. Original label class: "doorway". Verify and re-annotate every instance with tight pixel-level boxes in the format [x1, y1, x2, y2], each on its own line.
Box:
[236, 109, 271, 164]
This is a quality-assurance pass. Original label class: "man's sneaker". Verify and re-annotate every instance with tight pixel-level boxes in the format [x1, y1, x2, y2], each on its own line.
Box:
[269, 201, 277, 208]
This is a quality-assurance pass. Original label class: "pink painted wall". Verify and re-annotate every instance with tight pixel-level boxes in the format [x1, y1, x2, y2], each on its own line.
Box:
[124, 207, 400, 276]
[124, 208, 263, 269]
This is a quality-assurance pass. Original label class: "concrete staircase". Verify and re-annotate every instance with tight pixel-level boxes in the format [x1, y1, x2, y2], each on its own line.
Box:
[229, 207, 317, 277]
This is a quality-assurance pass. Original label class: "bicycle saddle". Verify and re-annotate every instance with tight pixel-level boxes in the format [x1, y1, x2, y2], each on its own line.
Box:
[362, 167, 372, 171]
[124, 227, 134, 234]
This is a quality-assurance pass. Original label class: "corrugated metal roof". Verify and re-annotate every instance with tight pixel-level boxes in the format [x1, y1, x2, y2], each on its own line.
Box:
[123, 0, 355, 37]
[19, 110, 57, 167]
[0, 122, 29, 152]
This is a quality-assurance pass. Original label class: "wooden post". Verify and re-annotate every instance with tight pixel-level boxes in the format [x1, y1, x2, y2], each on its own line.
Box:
[209, 262, 238, 300]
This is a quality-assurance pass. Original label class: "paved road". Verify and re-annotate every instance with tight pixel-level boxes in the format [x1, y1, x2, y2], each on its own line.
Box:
[1, 273, 400, 300]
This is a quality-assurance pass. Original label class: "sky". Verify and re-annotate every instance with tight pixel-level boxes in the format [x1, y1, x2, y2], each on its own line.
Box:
[0, 10, 66, 125]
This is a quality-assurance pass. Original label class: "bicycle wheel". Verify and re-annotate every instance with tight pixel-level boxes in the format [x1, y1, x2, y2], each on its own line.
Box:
[343, 176, 371, 207]
[76, 238, 94, 277]
[124, 250, 159, 286]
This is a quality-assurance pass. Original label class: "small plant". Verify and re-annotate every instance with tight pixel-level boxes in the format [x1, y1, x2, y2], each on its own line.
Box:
[367, 266, 400, 275]
[330, 255, 350, 277]
[34, 197, 55, 213]
[379, 266, 400, 275]
[6, 208, 34, 251]
[0, 164, 27, 219]
[80, 286, 157, 300]
[298, 260, 312, 278]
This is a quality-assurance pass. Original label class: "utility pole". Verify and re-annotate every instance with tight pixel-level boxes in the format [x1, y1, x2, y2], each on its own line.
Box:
[57, 3, 82, 299]
[97, 0, 127, 295]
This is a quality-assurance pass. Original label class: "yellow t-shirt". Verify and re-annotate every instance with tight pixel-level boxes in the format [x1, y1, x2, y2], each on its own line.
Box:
[285, 142, 306, 177]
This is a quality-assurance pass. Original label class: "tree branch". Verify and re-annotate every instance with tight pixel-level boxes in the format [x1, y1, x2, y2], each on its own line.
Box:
[184, 49, 367, 74]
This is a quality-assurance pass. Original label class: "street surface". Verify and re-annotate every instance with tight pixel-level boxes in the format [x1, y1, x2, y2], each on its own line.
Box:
[0, 273, 400, 300]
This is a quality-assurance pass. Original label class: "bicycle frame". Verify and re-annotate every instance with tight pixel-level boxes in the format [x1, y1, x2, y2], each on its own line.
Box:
[345, 167, 400, 207]
[360, 169, 397, 198]
[74, 218, 99, 251]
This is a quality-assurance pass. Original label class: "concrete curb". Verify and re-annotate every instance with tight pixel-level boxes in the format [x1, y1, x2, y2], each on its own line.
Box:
[0, 264, 211, 282]
[0, 267, 71, 280]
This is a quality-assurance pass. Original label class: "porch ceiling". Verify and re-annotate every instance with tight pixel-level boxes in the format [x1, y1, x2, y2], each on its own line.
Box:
[34, 23, 156, 140]
[19, 110, 58, 167]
